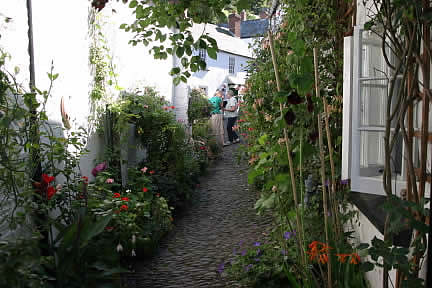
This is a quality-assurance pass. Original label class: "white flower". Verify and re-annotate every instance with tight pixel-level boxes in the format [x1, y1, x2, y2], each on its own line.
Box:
[116, 243, 123, 253]
[131, 249, 136, 257]
[126, 189, 131, 193]
[132, 234, 136, 244]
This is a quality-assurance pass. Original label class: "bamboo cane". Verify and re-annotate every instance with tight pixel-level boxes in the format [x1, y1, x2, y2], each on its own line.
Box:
[318, 114, 332, 288]
[268, 30, 306, 266]
[313, 48, 340, 237]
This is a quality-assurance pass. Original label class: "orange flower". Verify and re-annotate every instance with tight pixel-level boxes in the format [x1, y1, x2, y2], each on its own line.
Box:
[336, 254, 350, 263]
[319, 254, 328, 264]
[350, 253, 361, 264]
[307, 241, 332, 263]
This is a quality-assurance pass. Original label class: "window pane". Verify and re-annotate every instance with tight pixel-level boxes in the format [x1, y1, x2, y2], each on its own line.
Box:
[360, 131, 385, 177]
[361, 31, 387, 78]
[360, 131, 403, 177]
[360, 79, 387, 127]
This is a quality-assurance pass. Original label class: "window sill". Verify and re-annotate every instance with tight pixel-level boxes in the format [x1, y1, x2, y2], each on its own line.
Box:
[349, 191, 412, 247]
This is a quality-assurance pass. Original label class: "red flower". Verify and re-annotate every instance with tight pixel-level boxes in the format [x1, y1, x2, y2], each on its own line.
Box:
[142, 187, 148, 192]
[149, 170, 155, 175]
[47, 186, 56, 200]
[42, 174, 55, 184]
[120, 204, 128, 211]
[248, 127, 254, 131]
[105, 226, 114, 232]
[156, 193, 160, 197]
[81, 176, 89, 184]
[113, 193, 121, 198]
[199, 146, 206, 150]
[170, 106, 175, 109]
[121, 197, 129, 201]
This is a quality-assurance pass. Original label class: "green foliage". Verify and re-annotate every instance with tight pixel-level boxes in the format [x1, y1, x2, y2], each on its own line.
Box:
[120, 0, 262, 83]
[187, 88, 211, 124]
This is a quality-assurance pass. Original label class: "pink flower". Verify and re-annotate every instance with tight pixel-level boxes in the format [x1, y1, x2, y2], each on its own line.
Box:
[141, 167, 148, 173]
[105, 178, 114, 184]
[143, 105, 149, 108]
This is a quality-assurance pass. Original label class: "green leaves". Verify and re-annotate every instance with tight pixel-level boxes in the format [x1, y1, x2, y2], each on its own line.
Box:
[129, 0, 137, 8]
[207, 47, 217, 59]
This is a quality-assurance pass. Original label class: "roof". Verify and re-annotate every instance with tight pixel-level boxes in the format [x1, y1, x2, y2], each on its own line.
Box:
[240, 19, 269, 38]
[190, 23, 253, 58]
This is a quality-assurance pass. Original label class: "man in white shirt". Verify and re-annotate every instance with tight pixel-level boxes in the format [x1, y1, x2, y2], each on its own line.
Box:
[222, 90, 240, 146]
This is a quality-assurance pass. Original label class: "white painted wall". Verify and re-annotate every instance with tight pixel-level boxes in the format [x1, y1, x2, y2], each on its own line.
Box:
[188, 50, 250, 98]
[345, 204, 396, 287]
[177, 50, 250, 124]
[99, 1, 174, 102]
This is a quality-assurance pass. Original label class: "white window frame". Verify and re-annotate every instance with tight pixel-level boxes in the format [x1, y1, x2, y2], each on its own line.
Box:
[199, 48, 206, 62]
[347, 25, 407, 197]
[229, 56, 235, 74]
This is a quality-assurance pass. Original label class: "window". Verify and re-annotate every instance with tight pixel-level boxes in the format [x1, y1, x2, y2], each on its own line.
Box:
[345, 26, 407, 196]
[199, 49, 206, 62]
[229, 56, 235, 74]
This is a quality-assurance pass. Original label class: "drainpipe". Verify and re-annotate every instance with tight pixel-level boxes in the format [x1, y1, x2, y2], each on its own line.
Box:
[171, 27, 177, 106]
[26, 0, 35, 90]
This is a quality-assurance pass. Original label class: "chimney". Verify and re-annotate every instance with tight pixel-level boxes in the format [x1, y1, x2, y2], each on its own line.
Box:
[259, 10, 268, 19]
[228, 13, 241, 37]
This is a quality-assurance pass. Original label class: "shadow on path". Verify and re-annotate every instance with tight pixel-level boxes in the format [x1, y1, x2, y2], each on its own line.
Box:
[131, 144, 271, 287]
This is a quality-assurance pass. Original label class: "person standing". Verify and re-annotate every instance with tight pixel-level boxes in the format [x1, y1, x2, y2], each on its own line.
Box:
[209, 90, 224, 148]
[223, 90, 240, 146]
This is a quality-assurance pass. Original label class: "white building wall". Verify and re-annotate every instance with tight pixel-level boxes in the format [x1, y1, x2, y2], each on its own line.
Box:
[188, 50, 250, 97]
[176, 50, 250, 124]
[100, 2, 174, 102]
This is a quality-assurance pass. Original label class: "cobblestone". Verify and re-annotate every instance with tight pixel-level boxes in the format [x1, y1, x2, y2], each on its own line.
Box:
[130, 144, 271, 287]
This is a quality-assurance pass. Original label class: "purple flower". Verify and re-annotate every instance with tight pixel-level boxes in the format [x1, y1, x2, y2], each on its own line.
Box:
[92, 162, 107, 177]
[217, 262, 224, 274]
[256, 248, 261, 256]
[244, 264, 253, 272]
[281, 249, 287, 255]
[233, 248, 237, 255]
[241, 250, 247, 256]
[341, 179, 349, 185]
[254, 242, 261, 247]
[239, 240, 244, 246]
[284, 231, 296, 240]
[254, 258, 260, 262]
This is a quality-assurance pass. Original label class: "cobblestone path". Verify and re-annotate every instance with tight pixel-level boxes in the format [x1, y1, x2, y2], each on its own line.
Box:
[132, 144, 271, 287]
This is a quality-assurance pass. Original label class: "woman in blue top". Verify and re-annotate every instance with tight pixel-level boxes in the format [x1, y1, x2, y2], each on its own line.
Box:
[209, 90, 224, 148]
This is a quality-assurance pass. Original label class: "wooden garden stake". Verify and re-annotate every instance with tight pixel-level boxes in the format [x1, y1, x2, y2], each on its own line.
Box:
[268, 30, 306, 266]
[313, 48, 340, 236]
[318, 114, 332, 288]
